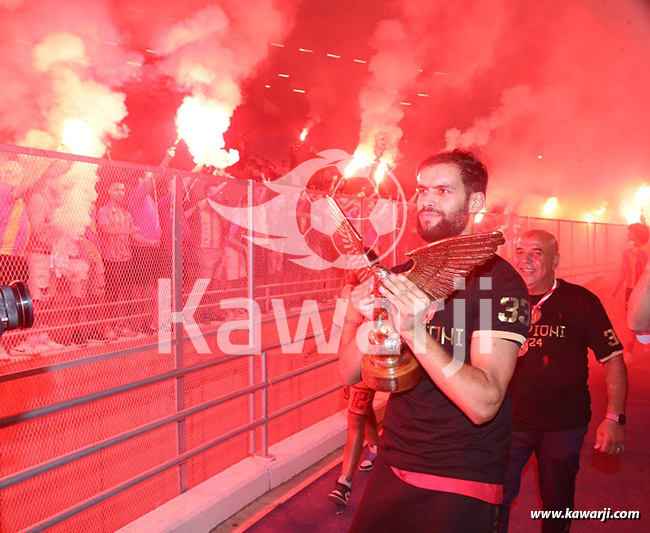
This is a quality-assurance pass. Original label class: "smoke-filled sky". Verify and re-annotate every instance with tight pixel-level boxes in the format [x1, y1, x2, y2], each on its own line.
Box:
[1, 0, 649, 223]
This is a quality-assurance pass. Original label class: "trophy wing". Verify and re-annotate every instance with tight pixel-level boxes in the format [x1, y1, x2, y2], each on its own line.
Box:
[404, 231, 505, 300]
[326, 196, 374, 281]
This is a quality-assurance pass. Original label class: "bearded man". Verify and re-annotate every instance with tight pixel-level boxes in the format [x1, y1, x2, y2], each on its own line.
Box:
[339, 150, 530, 532]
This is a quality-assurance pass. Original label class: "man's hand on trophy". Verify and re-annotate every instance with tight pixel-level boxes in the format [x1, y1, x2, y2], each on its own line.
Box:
[350, 278, 376, 321]
[377, 274, 431, 335]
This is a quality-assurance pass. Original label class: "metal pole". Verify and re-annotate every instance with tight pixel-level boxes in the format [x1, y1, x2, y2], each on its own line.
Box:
[248, 354, 256, 455]
[261, 349, 269, 458]
[570, 220, 574, 280]
[392, 199, 398, 266]
[172, 171, 188, 493]
[248, 179, 256, 454]
[248, 179, 255, 346]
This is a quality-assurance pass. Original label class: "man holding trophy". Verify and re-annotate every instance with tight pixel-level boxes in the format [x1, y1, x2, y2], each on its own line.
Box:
[339, 150, 530, 532]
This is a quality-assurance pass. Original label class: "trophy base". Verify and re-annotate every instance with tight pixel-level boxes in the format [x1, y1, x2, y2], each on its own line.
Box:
[361, 354, 420, 393]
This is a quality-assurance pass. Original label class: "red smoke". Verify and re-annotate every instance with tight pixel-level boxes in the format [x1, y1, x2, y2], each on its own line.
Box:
[0, 0, 649, 223]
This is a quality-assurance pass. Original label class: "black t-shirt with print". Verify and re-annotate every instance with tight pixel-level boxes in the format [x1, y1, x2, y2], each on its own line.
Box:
[510, 279, 623, 432]
[379, 255, 530, 484]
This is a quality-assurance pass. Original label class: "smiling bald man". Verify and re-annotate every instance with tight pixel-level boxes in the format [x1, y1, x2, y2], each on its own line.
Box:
[500, 229, 628, 533]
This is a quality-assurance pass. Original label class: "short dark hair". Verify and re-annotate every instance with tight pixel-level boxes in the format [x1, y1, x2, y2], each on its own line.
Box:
[628, 223, 649, 244]
[416, 149, 488, 195]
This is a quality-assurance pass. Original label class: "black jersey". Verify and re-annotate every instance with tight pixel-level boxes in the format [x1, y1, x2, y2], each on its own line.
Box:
[510, 279, 623, 432]
[380, 255, 529, 485]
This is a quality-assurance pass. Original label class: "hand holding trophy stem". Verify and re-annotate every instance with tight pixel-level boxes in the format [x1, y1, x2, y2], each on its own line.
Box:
[360, 265, 421, 392]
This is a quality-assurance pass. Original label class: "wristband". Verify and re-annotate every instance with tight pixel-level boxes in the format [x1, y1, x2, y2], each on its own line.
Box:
[605, 412, 627, 426]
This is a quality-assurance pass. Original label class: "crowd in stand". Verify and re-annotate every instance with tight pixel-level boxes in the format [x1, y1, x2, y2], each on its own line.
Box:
[0, 148, 364, 360]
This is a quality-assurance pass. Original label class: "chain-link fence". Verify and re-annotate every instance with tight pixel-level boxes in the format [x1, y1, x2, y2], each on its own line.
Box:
[0, 142, 627, 531]
[0, 143, 345, 532]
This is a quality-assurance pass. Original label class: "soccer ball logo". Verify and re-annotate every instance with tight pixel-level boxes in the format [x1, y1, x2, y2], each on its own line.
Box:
[299, 161, 408, 269]
[207, 149, 408, 271]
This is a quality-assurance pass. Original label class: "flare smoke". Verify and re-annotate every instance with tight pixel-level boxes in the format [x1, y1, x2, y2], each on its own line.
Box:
[155, 1, 296, 167]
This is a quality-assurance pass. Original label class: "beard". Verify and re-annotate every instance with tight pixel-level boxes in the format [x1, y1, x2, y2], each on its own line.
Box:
[417, 202, 470, 243]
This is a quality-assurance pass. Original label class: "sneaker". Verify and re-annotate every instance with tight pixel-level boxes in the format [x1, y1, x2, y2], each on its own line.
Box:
[328, 478, 352, 506]
[71, 331, 88, 347]
[135, 323, 155, 337]
[118, 326, 137, 338]
[10, 340, 37, 356]
[0, 345, 10, 360]
[358, 457, 376, 471]
[359, 449, 377, 472]
[157, 322, 173, 333]
[31, 335, 52, 353]
[30, 333, 66, 353]
[87, 329, 108, 345]
[44, 339, 67, 351]
[104, 326, 118, 341]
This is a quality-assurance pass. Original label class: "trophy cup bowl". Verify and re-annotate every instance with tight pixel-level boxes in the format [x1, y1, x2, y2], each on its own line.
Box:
[360, 266, 421, 393]
[361, 343, 421, 393]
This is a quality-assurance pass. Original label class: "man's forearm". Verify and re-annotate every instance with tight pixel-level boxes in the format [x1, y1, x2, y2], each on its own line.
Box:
[628, 266, 650, 331]
[603, 355, 627, 414]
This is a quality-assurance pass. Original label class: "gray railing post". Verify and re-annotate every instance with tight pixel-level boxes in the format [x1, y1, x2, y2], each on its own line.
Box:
[261, 349, 270, 458]
[248, 179, 256, 454]
[172, 171, 188, 493]
[392, 200, 398, 266]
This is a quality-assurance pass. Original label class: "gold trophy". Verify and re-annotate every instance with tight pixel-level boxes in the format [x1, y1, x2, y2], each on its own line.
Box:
[325, 197, 505, 393]
[360, 264, 421, 392]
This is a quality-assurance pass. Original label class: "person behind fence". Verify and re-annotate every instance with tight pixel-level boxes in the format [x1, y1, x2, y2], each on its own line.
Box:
[2, 158, 74, 356]
[22, 168, 71, 353]
[223, 194, 249, 319]
[98, 179, 157, 338]
[184, 183, 227, 324]
[0, 160, 31, 359]
[339, 149, 530, 532]
[627, 256, 650, 342]
[499, 229, 628, 533]
[0, 160, 31, 282]
[613, 222, 649, 309]
[52, 202, 107, 346]
[157, 178, 191, 321]
[79, 204, 108, 342]
[328, 269, 379, 507]
[50, 235, 100, 346]
[128, 171, 162, 334]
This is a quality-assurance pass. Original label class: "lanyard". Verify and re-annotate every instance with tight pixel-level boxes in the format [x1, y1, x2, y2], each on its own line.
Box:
[519, 278, 558, 356]
[530, 278, 558, 324]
